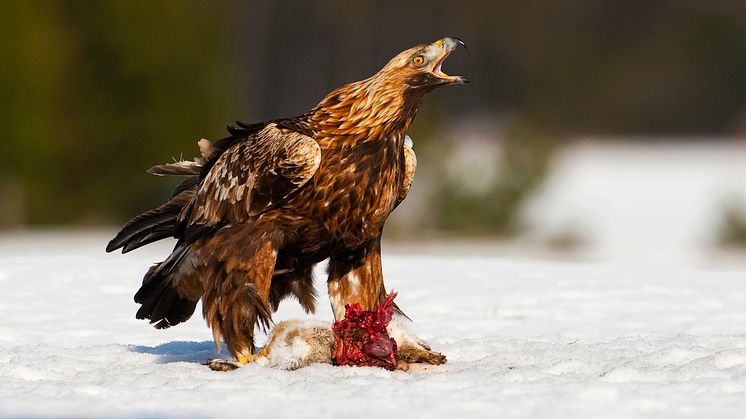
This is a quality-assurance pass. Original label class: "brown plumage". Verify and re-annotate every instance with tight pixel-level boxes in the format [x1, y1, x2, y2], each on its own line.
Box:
[107, 37, 466, 365]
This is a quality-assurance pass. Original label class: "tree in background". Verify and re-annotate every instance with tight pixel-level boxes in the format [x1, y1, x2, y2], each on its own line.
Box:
[1, 0, 744, 230]
[0, 1, 239, 225]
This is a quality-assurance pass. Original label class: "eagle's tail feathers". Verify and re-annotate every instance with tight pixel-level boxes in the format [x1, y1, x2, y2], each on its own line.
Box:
[147, 160, 203, 176]
[146, 139, 214, 177]
[106, 190, 194, 253]
[134, 244, 198, 329]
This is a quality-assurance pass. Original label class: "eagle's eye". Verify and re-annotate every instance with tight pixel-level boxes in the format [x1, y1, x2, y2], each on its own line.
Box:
[412, 55, 425, 67]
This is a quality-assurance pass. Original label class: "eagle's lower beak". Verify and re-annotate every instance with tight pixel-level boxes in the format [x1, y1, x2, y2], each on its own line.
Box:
[431, 37, 468, 84]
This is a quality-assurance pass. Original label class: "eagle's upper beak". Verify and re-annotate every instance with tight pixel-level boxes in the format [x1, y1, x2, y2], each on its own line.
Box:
[430, 37, 468, 84]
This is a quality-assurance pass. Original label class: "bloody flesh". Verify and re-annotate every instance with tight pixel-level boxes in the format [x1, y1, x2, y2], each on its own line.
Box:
[332, 291, 398, 370]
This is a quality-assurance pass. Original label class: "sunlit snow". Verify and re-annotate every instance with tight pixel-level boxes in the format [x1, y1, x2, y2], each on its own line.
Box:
[1, 231, 745, 418]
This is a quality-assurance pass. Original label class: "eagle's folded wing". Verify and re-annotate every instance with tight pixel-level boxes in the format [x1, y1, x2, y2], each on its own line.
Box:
[396, 138, 417, 207]
[182, 123, 321, 227]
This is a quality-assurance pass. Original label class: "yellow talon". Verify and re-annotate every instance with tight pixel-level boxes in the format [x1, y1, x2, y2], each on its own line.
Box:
[236, 347, 270, 364]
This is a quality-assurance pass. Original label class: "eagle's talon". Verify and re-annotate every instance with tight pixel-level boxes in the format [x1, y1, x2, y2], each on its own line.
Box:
[234, 346, 269, 366]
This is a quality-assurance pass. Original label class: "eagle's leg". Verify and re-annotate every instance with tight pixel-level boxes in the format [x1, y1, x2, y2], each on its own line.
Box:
[327, 238, 446, 365]
[327, 238, 386, 319]
[201, 226, 280, 364]
[269, 265, 317, 314]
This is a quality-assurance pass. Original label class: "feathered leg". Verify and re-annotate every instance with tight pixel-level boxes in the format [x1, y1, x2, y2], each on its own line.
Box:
[200, 225, 282, 364]
[268, 265, 317, 314]
[327, 238, 446, 365]
[327, 239, 386, 319]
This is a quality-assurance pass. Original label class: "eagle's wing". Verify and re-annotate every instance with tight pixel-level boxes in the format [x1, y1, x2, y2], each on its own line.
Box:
[181, 122, 321, 228]
[395, 136, 417, 207]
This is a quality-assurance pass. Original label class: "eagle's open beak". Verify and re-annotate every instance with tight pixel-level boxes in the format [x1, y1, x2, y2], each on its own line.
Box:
[431, 37, 468, 84]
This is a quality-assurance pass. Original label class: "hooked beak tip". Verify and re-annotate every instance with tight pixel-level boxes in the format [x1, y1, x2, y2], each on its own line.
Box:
[442, 36, 467, 50]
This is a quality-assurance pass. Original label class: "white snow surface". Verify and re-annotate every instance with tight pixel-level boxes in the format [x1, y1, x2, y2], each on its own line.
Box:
[522, 140, 746, 264]
[1, 231, 746, 418]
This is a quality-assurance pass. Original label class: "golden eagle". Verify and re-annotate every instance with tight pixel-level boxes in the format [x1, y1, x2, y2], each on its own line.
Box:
[107, 37, 466, 366]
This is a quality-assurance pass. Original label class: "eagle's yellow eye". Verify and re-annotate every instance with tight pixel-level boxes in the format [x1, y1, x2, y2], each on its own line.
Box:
[412, 56, 425, 66]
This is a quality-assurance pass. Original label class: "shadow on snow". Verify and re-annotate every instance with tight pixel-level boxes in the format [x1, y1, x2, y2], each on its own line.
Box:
[128, 340, 226, 364]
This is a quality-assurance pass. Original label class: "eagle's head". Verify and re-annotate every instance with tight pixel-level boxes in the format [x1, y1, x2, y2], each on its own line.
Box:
[378, 37, 468, 90]
[313, 37, 466, 135]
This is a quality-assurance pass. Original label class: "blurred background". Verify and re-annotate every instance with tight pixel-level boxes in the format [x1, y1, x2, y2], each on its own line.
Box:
[1, 0, 745, 265]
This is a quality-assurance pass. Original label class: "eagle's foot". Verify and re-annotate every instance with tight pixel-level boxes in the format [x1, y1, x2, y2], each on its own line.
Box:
[387, 319, 447, 365]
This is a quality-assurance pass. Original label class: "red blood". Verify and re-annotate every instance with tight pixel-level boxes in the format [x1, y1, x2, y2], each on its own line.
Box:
[332, 291, 398, 370]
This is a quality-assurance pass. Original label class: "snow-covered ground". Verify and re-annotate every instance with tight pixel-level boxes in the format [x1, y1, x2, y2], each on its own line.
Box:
[1, 231, 746, 418]
[522, 140, 746, 265]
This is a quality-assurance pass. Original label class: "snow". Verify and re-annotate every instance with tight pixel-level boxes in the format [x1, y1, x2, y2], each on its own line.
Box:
[522, 140, 746, 265]
[1, 231, 746, 418]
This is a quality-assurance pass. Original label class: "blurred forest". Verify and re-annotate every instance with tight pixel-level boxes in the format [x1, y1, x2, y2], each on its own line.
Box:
[0, 0, 744, 233]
